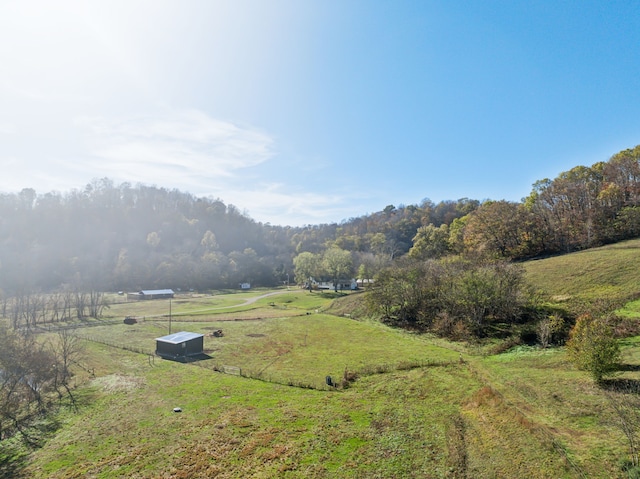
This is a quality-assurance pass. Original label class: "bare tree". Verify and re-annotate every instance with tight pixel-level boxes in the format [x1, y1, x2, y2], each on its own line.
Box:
[62, 289, 74, 321]
[537, 314, 565, 348]
[88, 290, 109, 318]
[0, 324, 57, 441]
[0, 289, 7, 318]
[9, 292, 46, 332]
[51, 328, 84, 409]
[48, 292, 62, 322]
[74, 291, 88, 319]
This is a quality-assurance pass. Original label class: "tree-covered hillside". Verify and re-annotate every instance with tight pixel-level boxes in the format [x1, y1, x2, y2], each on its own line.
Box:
[0, 179, 295, 292]
[2, 145, 640, 294]
[0, 180, 474, 294]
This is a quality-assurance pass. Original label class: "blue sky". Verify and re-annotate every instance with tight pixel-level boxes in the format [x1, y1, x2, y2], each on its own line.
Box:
[2, 1, 640, 226]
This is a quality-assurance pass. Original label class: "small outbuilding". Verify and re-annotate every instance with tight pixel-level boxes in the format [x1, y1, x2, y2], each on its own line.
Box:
[155, 331, 204, 360]
[128, 289, 175, 301]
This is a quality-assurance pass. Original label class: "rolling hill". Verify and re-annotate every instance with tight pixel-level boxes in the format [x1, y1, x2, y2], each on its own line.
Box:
[8, 240, 640, 478]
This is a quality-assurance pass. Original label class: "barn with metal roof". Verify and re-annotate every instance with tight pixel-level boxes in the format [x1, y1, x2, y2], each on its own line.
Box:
[127, 289, 175, 300]
[155, 331, 204, 360]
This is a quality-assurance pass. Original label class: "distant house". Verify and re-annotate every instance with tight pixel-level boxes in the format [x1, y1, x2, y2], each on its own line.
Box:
[356, 278, 374, 288]
[127, 289, 175, 301]
[239, 282, 251, 290]
[305, 278, 357, 291]
[155, 331, 204, 360]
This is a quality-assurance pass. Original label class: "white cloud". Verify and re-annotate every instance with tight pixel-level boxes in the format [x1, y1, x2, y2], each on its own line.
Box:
[0, 123, 15, 135]
[76, 109, 275, 187]
[0, 2, 370, 226]
[0, 105, 359, 226]
[0, 157, 69, 193]
[219, 181, 366, 226]
[73, 110, 377, 225]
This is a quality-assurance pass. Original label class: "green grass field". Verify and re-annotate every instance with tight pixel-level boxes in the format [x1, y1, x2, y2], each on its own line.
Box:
[524, 238, 640, 309]
[9, 244, 640, 478]
[23, 343, 587, 478]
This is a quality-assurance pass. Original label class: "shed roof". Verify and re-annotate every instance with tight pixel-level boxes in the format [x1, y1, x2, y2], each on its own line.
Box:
[140, 289, 175, 295]
[156, 331, 204, 344]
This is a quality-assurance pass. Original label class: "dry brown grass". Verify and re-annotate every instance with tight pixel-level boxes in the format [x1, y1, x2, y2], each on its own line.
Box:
[89, 374, 145, 393]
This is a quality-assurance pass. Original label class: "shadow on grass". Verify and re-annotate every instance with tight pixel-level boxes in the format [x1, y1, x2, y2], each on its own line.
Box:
[316, 291, 350, 299]
[599, 378, 640, 392]
[618, 363, 640, 372]
[159, 353, 213, 363]
[0, 441, 28, 479]
[0, 409, 69, 478]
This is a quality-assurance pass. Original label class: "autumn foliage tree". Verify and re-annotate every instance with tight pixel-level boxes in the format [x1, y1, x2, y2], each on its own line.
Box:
[566, 314, 621, 383]
[408, 224, 450, 260]
[462, 200, 543, 259]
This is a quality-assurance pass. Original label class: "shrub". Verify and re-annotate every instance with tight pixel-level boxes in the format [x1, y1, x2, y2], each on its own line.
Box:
[566, 314, 621, 383]
[340, 368, 359, 389]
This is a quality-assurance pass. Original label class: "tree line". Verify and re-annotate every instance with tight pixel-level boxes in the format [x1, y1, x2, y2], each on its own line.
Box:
[0, 179, 475, 295]
[1, 145, 640, 297]
[2, 290, 109, 332]
[0, 179, 294, 294]
[459, 145, 640, 260]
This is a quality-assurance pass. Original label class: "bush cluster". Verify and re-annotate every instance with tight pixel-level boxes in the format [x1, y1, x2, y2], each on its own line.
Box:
[366, 257, 533, 339]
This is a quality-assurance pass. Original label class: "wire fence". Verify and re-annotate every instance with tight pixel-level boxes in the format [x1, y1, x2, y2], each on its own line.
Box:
[71, 332, 155, 356]
[67, 330, 461, 392]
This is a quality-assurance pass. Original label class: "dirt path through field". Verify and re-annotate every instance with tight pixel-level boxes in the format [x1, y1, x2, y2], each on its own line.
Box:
[219, 290, 291, 307]
[186, 289, 292, 314]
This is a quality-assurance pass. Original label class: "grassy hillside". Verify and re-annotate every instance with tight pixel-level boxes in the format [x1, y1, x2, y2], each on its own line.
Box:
[523, 238, 640, 311]
[8, 267, 640, 478]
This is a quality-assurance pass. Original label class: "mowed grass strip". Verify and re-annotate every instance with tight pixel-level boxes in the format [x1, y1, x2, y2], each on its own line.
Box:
[475, 345, 640, 478]
[617, 298, 640, 319]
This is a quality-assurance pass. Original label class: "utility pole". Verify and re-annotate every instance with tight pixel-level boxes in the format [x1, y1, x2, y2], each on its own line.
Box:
[169, 299, 172, 334]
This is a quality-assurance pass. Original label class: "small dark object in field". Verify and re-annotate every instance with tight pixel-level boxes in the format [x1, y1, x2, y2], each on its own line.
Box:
[173, 407, 182, 413]
[326, 375, 335, 387]
[123, 316, 137, 325]
[211, 329, 224, 337]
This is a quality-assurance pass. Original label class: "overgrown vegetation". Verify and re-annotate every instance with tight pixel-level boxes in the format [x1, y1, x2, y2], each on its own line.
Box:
[0, 322, 82, 450]
[366, 256, 534, 340]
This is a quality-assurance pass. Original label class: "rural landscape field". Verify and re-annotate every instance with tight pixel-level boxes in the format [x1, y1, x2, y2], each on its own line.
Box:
[1, 239, 639, 478]
[5, 2, 640, 477]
